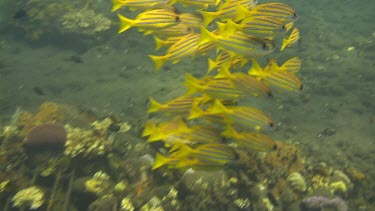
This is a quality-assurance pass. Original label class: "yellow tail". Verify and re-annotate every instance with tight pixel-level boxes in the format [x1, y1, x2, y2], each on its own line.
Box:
[280, 38, 289, 51]
[111, 0, 123, 12]
[248, 59, 264, 77]
[215, 65, 232, 78]
[148, 97, 163, 113]
[148, 54, 168, 71]
[233, 4, 251, 22]
[118, 14, 135, 33]
[188, 103, 205, 120]
[210, 99, 227, 114]
[220, 125, 237, 138]
[142, 121, 156, 137]
[184, 73, 201, 95]
[173, 144, 193, 158]
[198, 26, 216, 46]
[153, 36, 165, 51]
[152, 153, 168, 170]
[207, 58, 217, 73]
[199, 10, 217, 26]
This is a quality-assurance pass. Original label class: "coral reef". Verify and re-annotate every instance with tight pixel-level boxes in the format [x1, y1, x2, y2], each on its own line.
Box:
[287, 172, 307, 193]
[11, 186, 44, 209]
[64, 118, 115, 158]
[300, 196, 348, 211]
[120, 197, 135, 211]
[263, 141, 305, 177]
[59, 8, 112, 35]
[0, 83, 369, 211]
[309, 168, 353, 197]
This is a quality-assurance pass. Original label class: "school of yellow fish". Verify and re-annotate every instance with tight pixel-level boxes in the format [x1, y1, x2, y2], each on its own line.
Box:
[112, 0, 302, 171]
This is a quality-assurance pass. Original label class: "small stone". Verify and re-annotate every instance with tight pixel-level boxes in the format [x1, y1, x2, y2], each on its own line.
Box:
[321, 128, 336, 136]
[347, 46, 355, 51]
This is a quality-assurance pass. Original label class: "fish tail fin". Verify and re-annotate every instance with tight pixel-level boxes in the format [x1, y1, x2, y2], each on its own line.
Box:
[111, 0, 123, 12]
[280, 38, 289, 51]
[148, 97, 163, 113]
[153, 36, 164, 51]
[184, 73, 201, 95]
[148, 55, 167, 71]
[199, 10, 217, 26]
[248, 59, 264, 76]
[221, 125, 237, 138]
[215, 0, 221, 6]
[152, 153, 168, 170]
[188, 103, 205, 120]
[142, 121, 156, 137]
[207, 58, 217, 73]
[174, 144, 193, 157]
[210, 99, 227, 114]
[148, 131, 162, 142]
[233, 4, 251, 22]
[221, 19, 239, 36]
[198, 26, 216, 46]
[216, 21, 226, 33]
[169, 144, 183, 153]
[215, 65, 231, 78]
[118, 14, 134, 33]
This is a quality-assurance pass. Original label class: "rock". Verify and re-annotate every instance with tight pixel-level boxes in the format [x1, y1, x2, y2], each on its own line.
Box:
[25, 123, 67, 147]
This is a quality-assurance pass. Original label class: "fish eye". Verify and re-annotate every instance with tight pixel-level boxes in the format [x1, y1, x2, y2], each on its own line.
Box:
[272, 144, 277, 150]
[262, 43, 267, 49]
[281, 25, 286, 31]
[269, 122, 275, 128]
[292, 13, 298, 19]
[300, 84, 304, 90]
[175, 16, 180, 22]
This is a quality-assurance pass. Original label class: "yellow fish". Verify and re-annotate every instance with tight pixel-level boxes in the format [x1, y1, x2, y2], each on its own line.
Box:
[179, 13, 204, 29]
[148, 96, 196, 114]
[149, 33, 201, 70]
[281, 27, 300, 51]
[118, 8, 180, 33]
[184, 73, 243, 101]
[266, 57, 302, 73]
[152, 152, 182, 169]
[279, 57, 301, 73]
[153, 35, 186, 50]
[143, 119, 189, 142]
[154, 23, 194, 38]
[208, 51, 247, 73]
[173, 144, 238, 168]
[235, 3, 298, 23]
[221, 126, 276, 151]
[216, 67, 273, 97]
[249, 59, 303, 92]
[210, 100, 275, 131]
[153, 143, 238, 170]
[199, 26, 275, 58]
[230, 16, 288, 38]
[164, 125, 222, 147]
[199, 0, 257, 26]
[169, 0, 221, 9]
